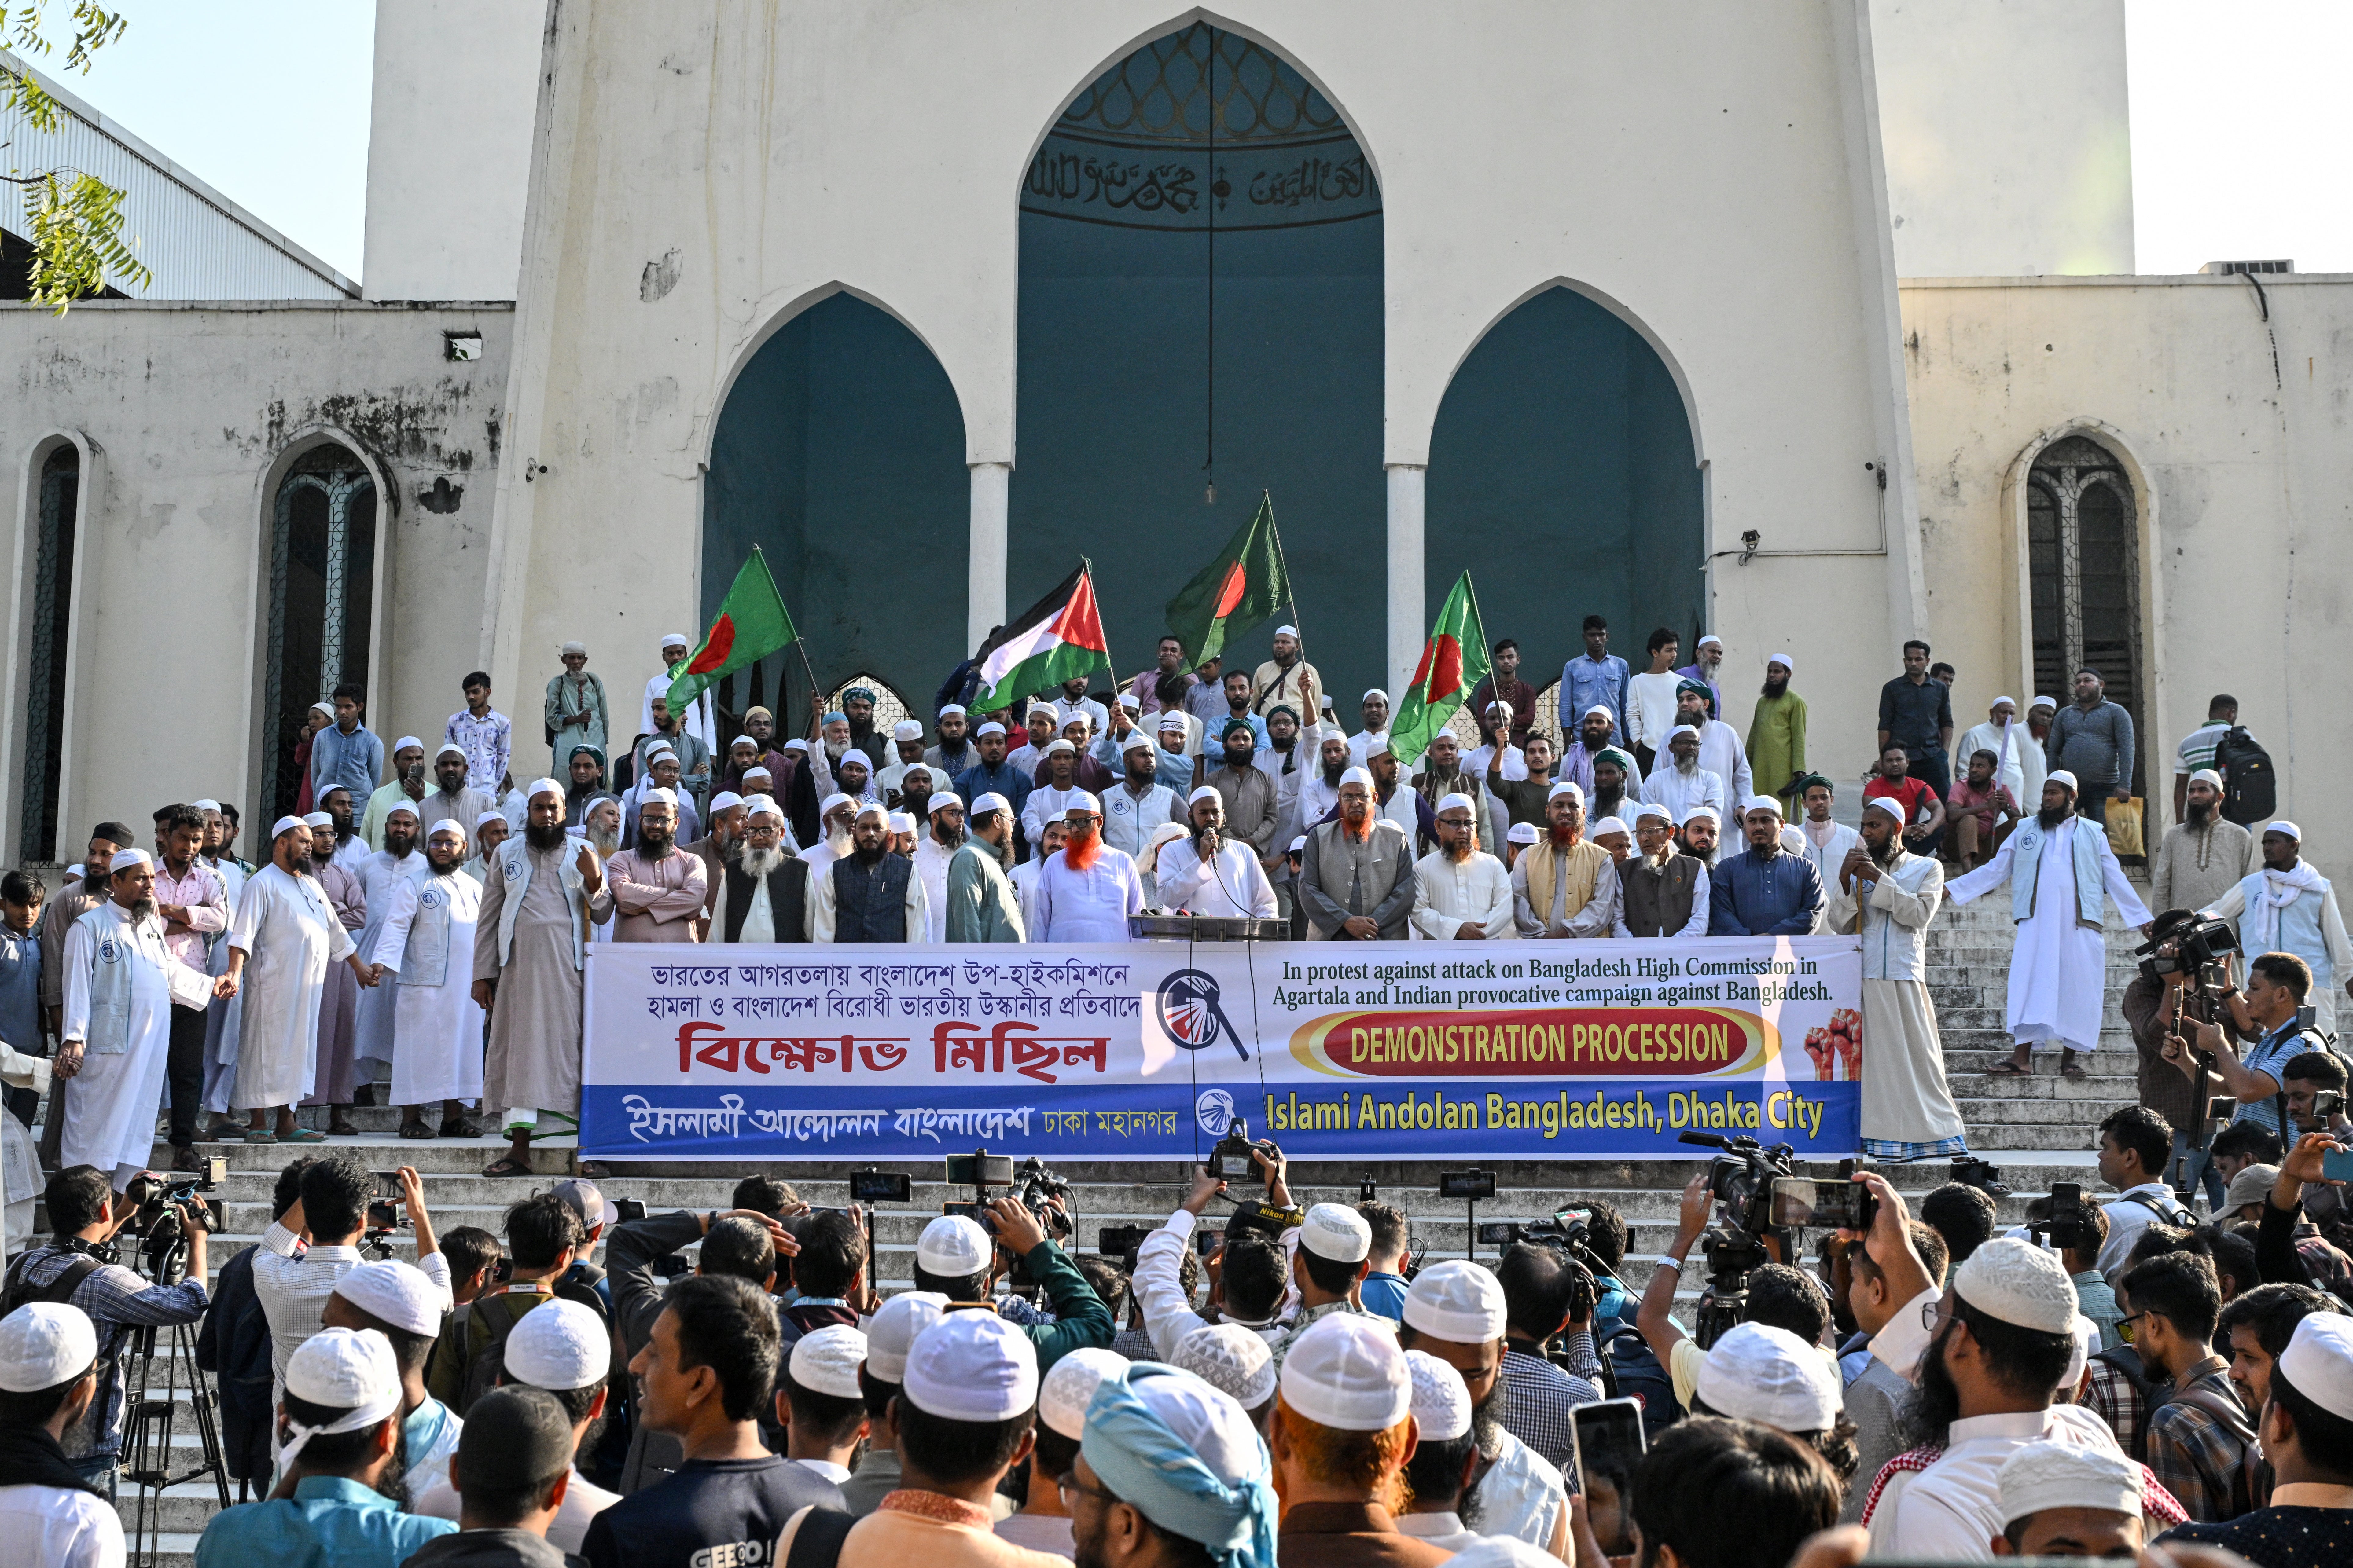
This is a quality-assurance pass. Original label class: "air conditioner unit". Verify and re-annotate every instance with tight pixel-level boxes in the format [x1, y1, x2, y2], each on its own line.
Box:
[2199, 260, 2294, 276]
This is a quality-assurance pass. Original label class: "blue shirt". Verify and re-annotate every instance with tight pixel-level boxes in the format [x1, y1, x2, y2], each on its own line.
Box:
[953, 757, 1035, 820]
[310, 723, 385, 806]
[195, 1475, 454, 1568]
[1708, 846, 1825, 936]
[1360, 1270, 1409, 1322]
[0, 922, 40, 1057]
[2229, 1020, 2314, 1137]
[1562, 654, 1630, 737]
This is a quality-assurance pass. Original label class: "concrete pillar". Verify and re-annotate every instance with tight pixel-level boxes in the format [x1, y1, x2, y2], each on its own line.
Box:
[968, 462, 1010, 652]
[1386, 464, 1426, 694]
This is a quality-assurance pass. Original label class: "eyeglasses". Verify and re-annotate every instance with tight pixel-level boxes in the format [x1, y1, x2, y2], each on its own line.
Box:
[1058, 1474, 1120, 1510]
[2116, 1310, 2150, 1345]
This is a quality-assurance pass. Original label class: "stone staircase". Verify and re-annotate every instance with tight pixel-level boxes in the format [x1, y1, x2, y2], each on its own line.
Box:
[75, 887, 2152, 1562]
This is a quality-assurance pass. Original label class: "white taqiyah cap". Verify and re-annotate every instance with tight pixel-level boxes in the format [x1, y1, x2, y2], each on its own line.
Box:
[2030, 695, 2057, 710]
[1274, 625, 1298, 638]
[969, 791, 1012, 817]
[894, 720, 924, 742]
[280, 1328, 403, 1465]
[1582, 705, 1615, 722]
[1768, 652, 1795, 672]
[528, 776, 564, 803]
[887, 811, 916, 834]
[0, 1301, 97, 1391]
[1188, 785, 1222, 806]
[708, 790, 745, 814]
[1991, 696, 2017, 712]
[1403, 1259, 1509, 1344]
[783, 738, 810, 753]
[384, 802, 421, 823]
[2047, 769, 2078, 793]
[1117, 693, 1141, 710]
[1742, 794, 1785, 818]
[903, 1310, 1039, 1421]
[330, 1258, 451, 1337]
[270, 815, 309, 840]
[1278, 1314, 1411, 1432]
[740, 768, 774, 790]
[1043, 738, 1075, 757]
[916, 1214, 992, 1277]
[1680, 805, 1719, 826]
[1157, 712, 1189, 731]
[110, 848, 153, 872]
[1666, 724, 1699, 742]
[428, 819, 465, 840]
[475, 810, 507, 830]
[2277, 1311, 2353, 1420]
[2267, 820, 2304, 841]
[62, 866, 81, 881]
[1063, 792, 1102, 818]
[1864, 797, 1908, 823]
[976, 721, 1006, 737]
[1171, 1322, 1277, 1409]
[1590, 817, 1629, 838]
[1547, 781, 1584, 804]
[502, 1298, 610, 1390]
[731, 735, 758, 751]
[938, 704, 967, 718]
[309, 700, 336, 717]
[1362, 689, 1389, 703]
[639, 786, 678, 809]
[436, 742, 468, 762]
[851, 801, 888, 824]
[1507, 822, 1539, 844]
[1696, 633, 1723, 650]
[644, 743, 678, 763]
[1694, 1321, 1841, 1433]
[1404, 1349, 1473, 1442]
[661, 631, 689, 647]
[744, 796, 785, 823]
[863, 1292, 950, 1383]
[1300, 1202, 1373, 1263]
[1038, 1345, 1129, 1439]
[1631, 803, 1671, 825]
[817, 791, 856, 819]
[191, 799, 222, 813]
[1953, 1236, 2084, 1335]
[1996, 1441, 2142, 1524]
[2188, 768, 2224, 791]
[1338, 766, 1374, 790]
[789, 1324, 869, 1401]
[1124, 731, 1158, 753]
[392, 737, 425, 756]
[304, 811, 335, 829]
[1435, 792, 1476, 817]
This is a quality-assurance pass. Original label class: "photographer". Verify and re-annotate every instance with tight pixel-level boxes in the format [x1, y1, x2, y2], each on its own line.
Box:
[255, 1160, 447, 1396]
[2123, 909, 2240, 1211]
[430, 1193, 583, 1413]
[1134, 1169, 1289, 1357]
[1634, 1171, 1839, 1413]
[1494, 1241, 1601, 1472]
[909, 1203, 1112, 1368]
[2165, 952, 2329, 1151]
[0, 1164, 210, 1497]
[1834, 1191, 1947, 1525]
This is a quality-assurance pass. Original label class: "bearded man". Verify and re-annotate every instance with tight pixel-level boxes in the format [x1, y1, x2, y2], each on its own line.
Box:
[709, 798, 811, 943]
[424, 744, 496, 844]
[1708, 797, 1825, 936]
[1557, 705, 1620, 797]
[910, 793, 966, 942]
[367, 819, 486, 1138]
[1410, 731, 1484, 823]
[318, 782, 370, 874]
[1588, 747, 1636, 828]
[353, 803, 428, 1087]
[1154, 788, 1277, 920]
[812, 804, 930, 943]
[2150, 768, 2255, 914]
[1296, 727, 1352, 834]
[889, 762, 939, 828]
[1409, 794, 1512, 941]
[1512, 782, 1616, 939]
[682, 789, 745, 926]
[1615, 804, 1708, 939]
[924, 704, 975, 780]
[1300, 769, 1414, 941]
[875, 719, 930, 800]
[798, 792, 859, 881]
[1679, 805, 1722, 866]
[1642, 724, 1730, 827]
[301, 808, 367, 1135]
[1011, 818, 1068, 938]
[1745, 653, 1809, 813]
[561, 744, 608, 826]
[593, 792, 708, 943]
[945, 793, 1025, 943]
[1827, 800, 1970, 1159]
[1034, 797, 1144, 943]
[1667, 680, 1752, 801]
[1022, 740, 1095, 850]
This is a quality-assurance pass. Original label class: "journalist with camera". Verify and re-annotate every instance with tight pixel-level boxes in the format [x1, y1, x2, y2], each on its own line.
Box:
[0, 1164, 210, 1497]
[2164, 949, 2333, 1147]
[2124, 908, 2242, 1208]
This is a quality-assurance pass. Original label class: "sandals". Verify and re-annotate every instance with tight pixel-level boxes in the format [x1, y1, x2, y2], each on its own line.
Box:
[1986, 1059, 2029, 1077]
[328, 1118, 360, 1137]
[244, 1130, 278, 1145]
[576, 1160, 612, 1179]
[482, 1155, 534, 1178]
[282, 1127, 328, 1143]
[2060, 1058, 2088, 1080]
[440, 1116, 484, 1138]
[399, 1120, 438, 1140]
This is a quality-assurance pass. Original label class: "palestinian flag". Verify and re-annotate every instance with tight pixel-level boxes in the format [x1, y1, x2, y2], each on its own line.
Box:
[1388, 571, 1491, 768]
[1164, 491, 1293, 665]
[972, 562, 1112, 711]
[666, 547, 799, 714]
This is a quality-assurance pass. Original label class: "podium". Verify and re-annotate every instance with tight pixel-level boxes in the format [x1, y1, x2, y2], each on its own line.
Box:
[1127, 914, 1290, 942]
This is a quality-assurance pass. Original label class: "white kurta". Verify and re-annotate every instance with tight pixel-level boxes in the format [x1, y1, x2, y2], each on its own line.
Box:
[1642, 762, 1729, 824]
[1867, 1405, 2127, 1561]
[1948, 817, 2151, 1052]
[1036, 849, 1145, 942]
[1409, 850, 1516, 940]
[2203, 870, 2353, 1035]
[61, 903, 210, 1184]
[1823, 851, 1969, 1151]
[353, 848, 427, 1067]
[1154, 837, 1278, 918]
[1009, 860, 1047, 940]
[228, 866, 358, 1108]
[910, 837, 957, 943]
[1956, 719, 2027, 802]
[371, 871, 486, 1105]
[1795, 819, 1862, 890]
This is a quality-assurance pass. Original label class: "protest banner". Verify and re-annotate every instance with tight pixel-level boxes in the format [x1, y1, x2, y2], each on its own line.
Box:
[580, 937, 1863, 1162]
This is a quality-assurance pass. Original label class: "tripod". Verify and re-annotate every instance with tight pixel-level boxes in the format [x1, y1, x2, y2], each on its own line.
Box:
[120, 1313, 230, 1568]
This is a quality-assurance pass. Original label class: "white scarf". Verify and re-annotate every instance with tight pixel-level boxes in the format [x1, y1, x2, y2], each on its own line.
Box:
[2247, 860, 2328, 953]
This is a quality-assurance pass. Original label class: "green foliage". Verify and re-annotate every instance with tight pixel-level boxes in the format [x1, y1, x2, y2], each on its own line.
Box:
[5, 3, 143, 311]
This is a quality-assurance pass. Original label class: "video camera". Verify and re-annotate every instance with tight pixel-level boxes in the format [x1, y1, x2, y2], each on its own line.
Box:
[1677, 1131, 1798, 1349]
[1950, 1156, 2012, 1198]
[121, 1162, 225, 1285]
[2135, 913, 2238, 991]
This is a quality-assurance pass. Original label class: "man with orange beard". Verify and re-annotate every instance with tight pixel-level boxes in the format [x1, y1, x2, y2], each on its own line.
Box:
[1300, 769, 1414, 942]
[1034, 796, 1144, 943]
[1510, 781, 1616, 939]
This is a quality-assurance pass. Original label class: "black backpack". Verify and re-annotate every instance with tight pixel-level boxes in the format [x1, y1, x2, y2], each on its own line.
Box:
[2212, 727, 2276, 825]
[454, 1289, 547, 1415]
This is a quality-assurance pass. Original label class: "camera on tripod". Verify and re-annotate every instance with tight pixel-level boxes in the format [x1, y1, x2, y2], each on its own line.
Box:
[1677, 1131, 1798, 1349]
[2135, 913, 2238, 991]
[1950, 1156, 2012, 1197]
[121, 1163, 224, 1285]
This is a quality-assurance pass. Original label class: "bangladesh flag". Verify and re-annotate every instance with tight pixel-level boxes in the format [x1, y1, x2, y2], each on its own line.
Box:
[1164, 491, 1293, 666]
[667, 547, 799, 714]
[972, 562, 1113, 711]
[1388, 571, 1491, 768]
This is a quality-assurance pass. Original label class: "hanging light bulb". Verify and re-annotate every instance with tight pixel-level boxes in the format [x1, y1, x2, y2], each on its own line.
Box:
[1206, 479, 1217, 504]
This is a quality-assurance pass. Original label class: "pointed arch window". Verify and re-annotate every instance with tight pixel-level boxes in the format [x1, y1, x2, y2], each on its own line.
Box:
[2027, 434, 2143, 787]
[18, 445, 79, 860]
[263, 447, 377, 819]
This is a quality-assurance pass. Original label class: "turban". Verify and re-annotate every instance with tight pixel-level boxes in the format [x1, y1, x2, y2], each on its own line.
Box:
[1220, 717, 1256, 741]
[569, 744, 605, 766]
[1265, 704, 1298, 723]
[1082, 1365, 1278, 1568]
[1675, 679, 1712, 700]
[1596, 747, 1638, 776]
[843, 686, 875, 704]
[1795, 773, 1835, 797]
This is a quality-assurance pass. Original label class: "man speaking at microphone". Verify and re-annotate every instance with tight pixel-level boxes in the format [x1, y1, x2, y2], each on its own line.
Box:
[1153, 788, 1278, 919]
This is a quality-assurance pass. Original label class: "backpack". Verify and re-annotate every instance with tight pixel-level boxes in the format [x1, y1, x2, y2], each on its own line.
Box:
[455, 1288, 548, 1415]
[0, 1250, 103, 1318]
[1596, 1324, 1682, 1442]
[2211, 727, 2276, 825]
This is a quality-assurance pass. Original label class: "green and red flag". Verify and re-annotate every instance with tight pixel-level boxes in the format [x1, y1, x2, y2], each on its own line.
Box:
[666, 546, 800, 714]
[972, 562, 1113, 711]
[1389, 571, 1491, 768]
[1163, 491, 1293, 666]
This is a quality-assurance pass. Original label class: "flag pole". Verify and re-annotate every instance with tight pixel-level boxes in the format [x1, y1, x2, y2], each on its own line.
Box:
[1263, 490, 1304, 642]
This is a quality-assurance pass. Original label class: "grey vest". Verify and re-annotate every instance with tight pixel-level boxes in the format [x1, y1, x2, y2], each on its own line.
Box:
[829, 855, 912, 943]
[1620, 854, 1702, 937]
[1307, 819, 1407, 938]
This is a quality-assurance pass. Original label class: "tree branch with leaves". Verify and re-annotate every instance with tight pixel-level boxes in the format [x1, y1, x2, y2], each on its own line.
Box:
[3, 2, 151, 311]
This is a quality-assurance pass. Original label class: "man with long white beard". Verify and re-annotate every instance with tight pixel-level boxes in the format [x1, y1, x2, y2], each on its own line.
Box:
[1156, 788, 1278, 920]
[353, 803, 428, 1091]
[1642, 724, 1730, 826]
[1511, 782, 1616, 939]
[1035, 797, 1144, 943]
[369, 820, 486, 1136]
[798, 792, 858, 881]
[57, 849, 228, 1186]
[813, 804, 930, 942]
[1949, 772, 2152, 1080]
[910, 793, 965, 942]
[1615, 804, 1710, 939]
[1299, 769, 1414, 941]
[945, 793, 1025, 943]
[594, 793, 707, 942]
[1826, 799, 1970, 1159]
[1671, 679, 1751, 799]
[708, 798, 810, 943]
[1409, 794, 1512, 941]
[303, 808, 368, 1136]
[2149, 768, 2253, 915]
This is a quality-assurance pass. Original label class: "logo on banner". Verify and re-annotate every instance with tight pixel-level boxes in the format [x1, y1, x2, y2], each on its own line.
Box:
[1194, 1087, 1237, 1137]
[1155, 969, 1249, 1061]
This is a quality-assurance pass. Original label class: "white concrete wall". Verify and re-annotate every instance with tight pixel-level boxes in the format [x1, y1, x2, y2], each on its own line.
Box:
[362, 0, 546, 301]
[1901, 272, 2353, 880]
[485, 0, 1924, 784]
[0, 303, 512, 857]
[1871, 0, 2134, 277]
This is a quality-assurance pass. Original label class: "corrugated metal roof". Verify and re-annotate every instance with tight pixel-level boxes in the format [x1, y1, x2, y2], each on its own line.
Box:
[1, 46, 358, 300]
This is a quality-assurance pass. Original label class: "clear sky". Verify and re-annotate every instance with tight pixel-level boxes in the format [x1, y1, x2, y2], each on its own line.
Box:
[26, 0, 2353, 284]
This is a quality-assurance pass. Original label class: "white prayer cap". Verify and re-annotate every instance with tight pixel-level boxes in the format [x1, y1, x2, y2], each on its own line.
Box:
[1404, 1350, 1474, 1442]
[1338, 766, 1375, 790]
[741, 767, 773, 787]
[1506, 822, 1539, 844]
[939, 703, 968, 718]
[1582, 705, 1615, 723]
[1694, 1322, 1841, 1433]
[1991, 695, 2018, 712]
[894, 720, 925, 742]
[475, 810, 506, 830]
[428, 819, 465, 841]
[1952, 1236, 2083, 1335]
[819, 792, 856, 818]
[383, 803, 421, 824]
[1680, 805, 1719, 826]
[311, 700, 336, 717]
[789, 1324, 868, 1401]
[331, 1258, 451, 1337]
[916, 1214, 992, 1277]
[708, 790, 745, 814]
[1290, 835, 1309, 852]
[1863, 797, 1907, 823]
[863, 1292, 950, 1383]
[502, 1298, 608, 1390]
[1171, 1322, 1277, 1409]
[1694, 633, 1722, 649]
[1116, 694, 1141, 711]
[1590, 817, 1630, 839]
[1043, 738, 1076, 757]
[1274, 625, 1299, 638]
[435, 742, 468, 762]
[561, 640, 587, 657]
[0, 1301, 97, 1390]
[1157, 712, 1189, 731]
[1632, 803, 1673, 825]
[62, 866, 82, 882]
[1298, 1202, 1372, 1263]
[1063, 792, 1103, 818]
[853, 802, 889, 824]
[639, 786, 679, 809]
[2266, 820, 2304, 841]
[528, 776, 564, 804]
[1741, 794, 1785, 819]
[1487, 701, 1512, 717]
[660, 631, 690, 648]
[2278, 1311, 2353, 1420]
[976, 721, 1007, 737]
[2187, 768, 2224, 791]
[1996, 1441, 2141, 1525]
[1403, 1260, 1508, 1344]
[1666, 724, 1699, 742]
[1038, 1345, 1129, 1439]
[281, 1327, 402, 1465]
[2062, 1316, 2097, 1394]
[903, 1311, 1039, 1422]
[1188, 785, 1223, 807]
[2046, 769, 2078, 794]
[1277, 1314, 1411, 1432]
[744, 797, 785, 824]
[192, 798, 222, 813]
[1124, 732, 1158, 754]
[783, 738, 810, 753]
[106, 848, 153, 874]
[644, 742, 678, 762]
[970, 791, 1012, 817]
[270, 815, 309, 840]
[887, 811, 917, 835]
[1767, 652, 1794, 672]
[1435, 792, 1476, 817]
[393, 736, 425, 756]
[1547, 781, 1585, 804]
[1362, 688, 1390, 703]
[2029, 695, 2058, 711]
